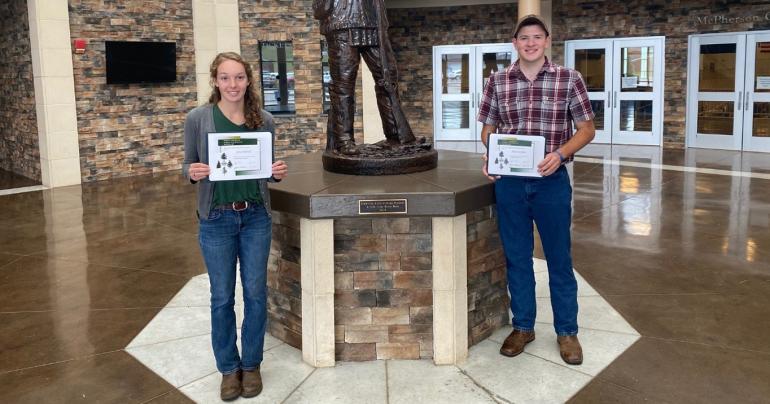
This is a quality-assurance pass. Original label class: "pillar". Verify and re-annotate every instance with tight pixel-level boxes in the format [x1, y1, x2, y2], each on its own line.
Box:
[432, 214, 469, 365]
[519, 0, 540, 17]
[192, 0, 241, 106]
[300, 218, 336, 367]
[28, 0, 81, 188]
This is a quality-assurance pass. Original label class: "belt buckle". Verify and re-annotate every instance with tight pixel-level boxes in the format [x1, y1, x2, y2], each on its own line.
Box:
[232, 201, 248, 211]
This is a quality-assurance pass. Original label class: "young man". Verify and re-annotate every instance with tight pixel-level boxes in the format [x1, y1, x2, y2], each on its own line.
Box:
[477, 15, 595, 365]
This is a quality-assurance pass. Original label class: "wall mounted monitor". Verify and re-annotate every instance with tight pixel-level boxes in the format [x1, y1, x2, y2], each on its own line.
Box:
[105, 41, 176, 84]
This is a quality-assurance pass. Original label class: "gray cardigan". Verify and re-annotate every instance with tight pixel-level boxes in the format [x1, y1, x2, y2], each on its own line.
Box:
[182, 104, 278, 219]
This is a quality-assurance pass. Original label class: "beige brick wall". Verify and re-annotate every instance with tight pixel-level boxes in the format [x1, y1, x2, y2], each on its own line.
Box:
[466, 206, 509, 347]
[267, 213, 435, 361]
[268, 211, 303, 350]
[334, 217, 433, 361]
[68, 0, 197, 182]
[0, 0, 40, 181]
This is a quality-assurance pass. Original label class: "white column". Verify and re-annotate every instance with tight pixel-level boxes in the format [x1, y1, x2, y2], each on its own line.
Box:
[541, 0, 553, 60]
[28, 0, 81, 188]
[192, 0, 242, 106]
[518, 1, 553, 60]
[300, 218, 336, 367]
[362, 64, 386, 143]
[432, 214, 468, 365]
[519, 0, 541, 17]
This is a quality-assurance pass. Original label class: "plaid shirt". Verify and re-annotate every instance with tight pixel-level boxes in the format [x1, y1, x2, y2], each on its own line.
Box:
[477, 57, 594, 162]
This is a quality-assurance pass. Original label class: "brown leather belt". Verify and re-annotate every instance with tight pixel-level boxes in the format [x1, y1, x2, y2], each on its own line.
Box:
[217, 201, 249, 211]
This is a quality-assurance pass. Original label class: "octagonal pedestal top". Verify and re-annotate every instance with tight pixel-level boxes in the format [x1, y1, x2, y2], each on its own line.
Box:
[269, 150, 493, 219]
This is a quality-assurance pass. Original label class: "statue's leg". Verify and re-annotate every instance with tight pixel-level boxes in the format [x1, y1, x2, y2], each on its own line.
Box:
[361, 43, 415, 145]
[327, 32, 361, 153]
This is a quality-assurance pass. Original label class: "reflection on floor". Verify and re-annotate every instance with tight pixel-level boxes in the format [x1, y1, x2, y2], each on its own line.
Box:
[0, 168, 41, 192]
[126, 263, 638, 403]
[1, 146, 769, 403]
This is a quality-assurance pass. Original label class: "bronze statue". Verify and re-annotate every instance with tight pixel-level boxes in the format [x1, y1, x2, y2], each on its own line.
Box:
[314, 0, 436, 175]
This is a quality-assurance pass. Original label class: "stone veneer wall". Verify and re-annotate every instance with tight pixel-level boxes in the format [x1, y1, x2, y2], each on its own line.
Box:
[334, 217, 433, 361]
[0, 0, 40, 181]
[386, 4, 518, 142]
[68, 0, 197, 182]
[551, 0, 770, 148]
[239, 0, 363, 157]
[267, 211, 303, 350]
[267, 214, 435, 361]
[466, 205, 509, 346]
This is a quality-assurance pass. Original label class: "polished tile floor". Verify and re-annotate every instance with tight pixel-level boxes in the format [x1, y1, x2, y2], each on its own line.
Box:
[1, 146, 769, 403]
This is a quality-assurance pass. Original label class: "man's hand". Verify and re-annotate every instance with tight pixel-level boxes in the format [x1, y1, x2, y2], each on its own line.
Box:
[271, 160, 288, 180]
[537, 152, 562, 176]
[482, 154, 501, 182]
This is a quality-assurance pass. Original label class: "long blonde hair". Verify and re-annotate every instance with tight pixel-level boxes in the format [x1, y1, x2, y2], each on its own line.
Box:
[208, 52, 263, 129]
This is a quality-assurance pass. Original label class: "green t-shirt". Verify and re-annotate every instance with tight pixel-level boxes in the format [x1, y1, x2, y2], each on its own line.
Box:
[211, 104, 263, 207]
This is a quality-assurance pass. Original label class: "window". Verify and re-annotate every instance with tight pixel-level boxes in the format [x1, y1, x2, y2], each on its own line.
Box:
[321, 40, 331, 114]
[259, 41, 295, 114]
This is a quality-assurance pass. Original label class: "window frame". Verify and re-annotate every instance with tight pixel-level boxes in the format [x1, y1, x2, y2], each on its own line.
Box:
[259, 40, 296, 115]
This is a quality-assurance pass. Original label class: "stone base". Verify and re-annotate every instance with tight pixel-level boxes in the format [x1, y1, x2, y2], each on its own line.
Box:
[267, 150, 506, 366]
[322, 146, 438, 175]
[267, 209, 510, 363]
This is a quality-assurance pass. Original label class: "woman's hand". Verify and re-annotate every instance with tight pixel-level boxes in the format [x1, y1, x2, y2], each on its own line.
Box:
[189, 163, 210, 181]
[272, 160, 288, 180]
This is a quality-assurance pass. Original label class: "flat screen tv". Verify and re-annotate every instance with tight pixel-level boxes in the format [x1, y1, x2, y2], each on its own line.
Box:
[105, 41, 176, 84]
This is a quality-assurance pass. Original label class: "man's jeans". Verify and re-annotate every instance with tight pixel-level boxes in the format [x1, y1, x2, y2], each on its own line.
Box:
[199, 204, 271, 374]
[494, 165, 578, 336]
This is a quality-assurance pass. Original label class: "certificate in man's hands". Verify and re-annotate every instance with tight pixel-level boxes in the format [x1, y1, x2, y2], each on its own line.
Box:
[207, 132, 273, 181]
[486, 134, 546, 177]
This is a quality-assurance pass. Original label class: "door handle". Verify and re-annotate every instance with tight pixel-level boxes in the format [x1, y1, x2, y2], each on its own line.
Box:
[614, 91, 618, 109]
[471, 93, 474, 109]
[745, 91, 750, 111]
[737, 91, 742, 110]
[607, 91, 611, 109]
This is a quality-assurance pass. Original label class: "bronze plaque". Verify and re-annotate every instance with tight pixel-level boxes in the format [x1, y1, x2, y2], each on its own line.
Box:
[358, 199, 408, 215]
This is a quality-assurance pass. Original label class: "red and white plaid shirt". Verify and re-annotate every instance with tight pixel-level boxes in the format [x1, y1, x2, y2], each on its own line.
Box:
[477, 57, 594, 162]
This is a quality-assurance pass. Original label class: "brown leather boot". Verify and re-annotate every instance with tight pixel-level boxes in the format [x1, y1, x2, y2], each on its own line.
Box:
[241, 367, 263, 398]
[557, 335, 583, 365]
[500, 329, 535, 357]
[220, 370, 242, 401]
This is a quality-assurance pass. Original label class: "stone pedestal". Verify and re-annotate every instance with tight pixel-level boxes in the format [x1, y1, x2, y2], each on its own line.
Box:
[267, 150, 509, 367]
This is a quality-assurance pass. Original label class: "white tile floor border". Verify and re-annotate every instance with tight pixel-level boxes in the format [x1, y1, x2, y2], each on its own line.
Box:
[127, 259, 640, 403]
[574, 156, 770, 180]
[0, 185, 46, 196]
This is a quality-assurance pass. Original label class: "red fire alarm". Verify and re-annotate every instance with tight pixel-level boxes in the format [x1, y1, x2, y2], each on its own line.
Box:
[73, 39, 86, 54]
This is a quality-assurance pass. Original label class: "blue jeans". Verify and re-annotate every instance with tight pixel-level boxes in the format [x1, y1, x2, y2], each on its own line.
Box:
[494, 165, 578, 336]
[198, 204, 272, 374]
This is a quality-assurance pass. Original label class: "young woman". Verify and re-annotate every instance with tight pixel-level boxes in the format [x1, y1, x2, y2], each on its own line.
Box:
[183, 52, 288, 401]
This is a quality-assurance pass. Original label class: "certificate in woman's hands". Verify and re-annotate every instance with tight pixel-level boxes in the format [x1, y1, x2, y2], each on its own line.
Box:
[207, 132, 273, 181]
[486, 134, 545, 177]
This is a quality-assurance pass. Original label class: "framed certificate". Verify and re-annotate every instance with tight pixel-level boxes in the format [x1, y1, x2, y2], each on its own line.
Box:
[207, 132, 273, 181]
[486, 133, 546, 177]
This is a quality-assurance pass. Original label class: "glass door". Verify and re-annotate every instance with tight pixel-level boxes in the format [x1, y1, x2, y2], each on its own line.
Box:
[433, 46, 474, 142]
[743, 33, 770, 152]
[474, 44, 514, 151]
[611, 38, 665, 145]
[566, 37, 664, 146]
[566, 40, 613, 143]
[433, 43, 514, 152]
[686, 34, 746, 150]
